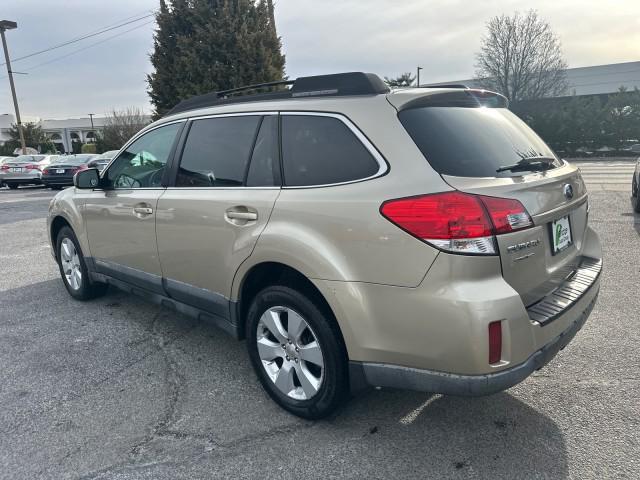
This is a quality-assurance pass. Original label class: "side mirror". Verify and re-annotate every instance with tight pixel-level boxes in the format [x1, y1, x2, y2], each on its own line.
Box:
[74, 168, 100, 189]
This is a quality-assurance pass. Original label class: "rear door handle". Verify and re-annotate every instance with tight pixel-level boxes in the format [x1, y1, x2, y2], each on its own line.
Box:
[226, 211, 257, 220]
[133, 204, 153, 216]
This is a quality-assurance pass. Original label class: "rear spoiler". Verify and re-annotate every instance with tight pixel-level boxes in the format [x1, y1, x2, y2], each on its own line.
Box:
[398, 90, 508, 111]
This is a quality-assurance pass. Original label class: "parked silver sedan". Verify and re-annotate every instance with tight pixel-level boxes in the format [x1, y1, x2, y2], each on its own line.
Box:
[0, 155, 47, 189]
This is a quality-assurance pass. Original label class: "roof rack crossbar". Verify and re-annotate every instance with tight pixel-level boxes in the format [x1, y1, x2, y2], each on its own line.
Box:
[217, 79, 295, 98]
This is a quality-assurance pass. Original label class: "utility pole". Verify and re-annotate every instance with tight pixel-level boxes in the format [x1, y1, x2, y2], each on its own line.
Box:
[0, 20, 26, 155]
[88, 113, 95, 129]
[416, 66, 423, 88]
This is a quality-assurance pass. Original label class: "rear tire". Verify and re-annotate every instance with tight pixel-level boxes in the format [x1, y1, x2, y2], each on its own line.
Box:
[7, 184, 19, 190]
[56, 226, 107, 300]
[632, 175, 640, 213]
[246, 285, 349, 419]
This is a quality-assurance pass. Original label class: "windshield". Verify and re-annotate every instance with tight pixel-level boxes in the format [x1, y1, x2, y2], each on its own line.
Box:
[97, 150, 119, 159]
[398, 106, 562, 178]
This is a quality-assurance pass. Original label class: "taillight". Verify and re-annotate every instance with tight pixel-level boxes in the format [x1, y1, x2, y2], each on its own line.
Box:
[478, 195, 533, 234]
[380, 191, 532, 255]
[25, 164, 41, 171]
[0, 164, 9, 170]
[488, 321, 502, 364]
[77, 164, 88, 171]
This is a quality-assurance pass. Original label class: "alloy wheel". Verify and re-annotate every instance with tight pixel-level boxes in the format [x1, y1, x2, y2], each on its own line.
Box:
[256, 306, 325, 400]
[60, 237, 82, 290]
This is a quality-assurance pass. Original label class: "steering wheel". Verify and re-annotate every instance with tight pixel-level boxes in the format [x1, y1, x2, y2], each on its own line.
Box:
[114, 173, 141, 189]
[148, 169, 164, 187]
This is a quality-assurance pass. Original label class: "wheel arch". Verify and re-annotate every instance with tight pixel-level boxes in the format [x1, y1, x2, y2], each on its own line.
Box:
[234, 262, 349, 357]
[50, 215, 73, 257]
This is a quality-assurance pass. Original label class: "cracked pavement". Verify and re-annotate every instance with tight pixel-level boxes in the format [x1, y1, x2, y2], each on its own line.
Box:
[0, 184, 638, 479]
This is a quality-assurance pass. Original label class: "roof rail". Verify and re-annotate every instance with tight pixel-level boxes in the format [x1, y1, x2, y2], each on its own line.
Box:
[216, 79, 295, 98]
[166, 72, 390, 116]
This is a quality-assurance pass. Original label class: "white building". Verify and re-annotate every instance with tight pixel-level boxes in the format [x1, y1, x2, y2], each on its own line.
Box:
[0, 114, 151, 153]
[425, 60, 640, 97]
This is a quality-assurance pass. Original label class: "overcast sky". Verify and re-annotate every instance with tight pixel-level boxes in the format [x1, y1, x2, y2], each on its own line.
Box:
[1, 0, 639, 119]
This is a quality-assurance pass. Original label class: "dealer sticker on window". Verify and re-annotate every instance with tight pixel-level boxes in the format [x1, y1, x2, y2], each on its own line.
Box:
[551, 215, 572, 254]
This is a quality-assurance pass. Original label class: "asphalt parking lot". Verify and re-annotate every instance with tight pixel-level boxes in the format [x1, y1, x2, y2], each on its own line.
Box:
[1, 168, 639, 479]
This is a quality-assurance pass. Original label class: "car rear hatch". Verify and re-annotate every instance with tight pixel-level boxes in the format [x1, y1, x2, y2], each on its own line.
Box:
[1, 161, 39, 177]
[46, 163, 79, 175]
[389, 88, 596, 310]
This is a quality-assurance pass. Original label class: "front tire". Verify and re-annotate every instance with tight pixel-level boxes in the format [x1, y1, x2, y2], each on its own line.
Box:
[246, 285, 349, 419]
[56, 226, 107, 300]
[7, 183, 19, 190]
[632, 175, 640, 213]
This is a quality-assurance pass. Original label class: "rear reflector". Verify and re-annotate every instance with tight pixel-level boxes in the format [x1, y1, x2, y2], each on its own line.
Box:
[488, 321, 502, 364]
[380, 191, 532, 255]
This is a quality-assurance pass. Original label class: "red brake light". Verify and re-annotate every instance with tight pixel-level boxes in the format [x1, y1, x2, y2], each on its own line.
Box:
[380, 192, 532, 255]
[25, 164, 40, 170]
[488, 321, 502, 364]
[0, 164, 9, 170]
[381, 192, 493, 239]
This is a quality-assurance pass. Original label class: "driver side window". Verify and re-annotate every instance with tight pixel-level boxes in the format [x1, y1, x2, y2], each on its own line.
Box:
[106, 122, 182, 188]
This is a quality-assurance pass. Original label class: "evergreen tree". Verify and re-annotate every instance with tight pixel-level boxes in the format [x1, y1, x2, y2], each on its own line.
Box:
[148, 0, 285, 117]
[4, 122, 57, 154]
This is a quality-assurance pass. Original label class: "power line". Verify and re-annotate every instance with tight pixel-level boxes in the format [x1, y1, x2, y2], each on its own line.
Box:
[0, 13, 154, 67]
[0, 20, 155, 80]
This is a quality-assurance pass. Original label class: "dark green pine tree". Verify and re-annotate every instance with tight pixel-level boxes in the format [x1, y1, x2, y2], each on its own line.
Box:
[147, 0, 286, 118]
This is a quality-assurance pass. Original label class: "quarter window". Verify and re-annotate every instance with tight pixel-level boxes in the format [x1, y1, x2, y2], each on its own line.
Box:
[106, 122, 182, 188]
[281, 115, 379, 186]
[176, 116, 261, 187]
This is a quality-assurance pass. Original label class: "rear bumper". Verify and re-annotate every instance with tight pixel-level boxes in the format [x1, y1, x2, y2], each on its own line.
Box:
[313, 225, 602, 395]
[41, 175, 74, 186]
[0, 173, 42, 184]
[351, 288, 598, 395]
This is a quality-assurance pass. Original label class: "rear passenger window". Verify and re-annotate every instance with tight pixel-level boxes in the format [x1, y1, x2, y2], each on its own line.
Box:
[177, 116, 260, 187]
[246, 116, 279, 187]
[281, 115, 379, 186]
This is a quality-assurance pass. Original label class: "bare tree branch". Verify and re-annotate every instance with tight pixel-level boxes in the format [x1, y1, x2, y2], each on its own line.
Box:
[475, 10, 568, 101]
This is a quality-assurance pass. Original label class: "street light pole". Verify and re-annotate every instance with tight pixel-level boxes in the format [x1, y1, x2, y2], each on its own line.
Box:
[0, 20, 26, 155]
[88, 113, 95, 129]
[416, 66, 423, 88]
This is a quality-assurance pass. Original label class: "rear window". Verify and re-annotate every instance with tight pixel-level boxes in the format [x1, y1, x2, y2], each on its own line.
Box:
[399, 106, 561, 178]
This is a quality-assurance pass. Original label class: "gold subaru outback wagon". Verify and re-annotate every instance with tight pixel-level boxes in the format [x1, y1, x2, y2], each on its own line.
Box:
[47, 72, 602, 418]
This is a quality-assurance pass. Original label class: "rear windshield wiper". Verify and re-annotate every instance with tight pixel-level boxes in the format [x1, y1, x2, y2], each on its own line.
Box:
[496, 156, 557, 173]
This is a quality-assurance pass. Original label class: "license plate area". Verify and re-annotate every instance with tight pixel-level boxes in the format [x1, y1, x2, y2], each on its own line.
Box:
[550, 215, 572, 255]
[56, 169, 65, 174]
[11, 167, 22, 173]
